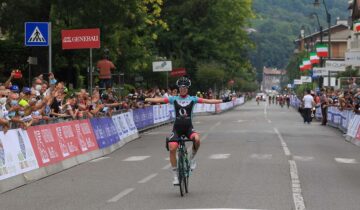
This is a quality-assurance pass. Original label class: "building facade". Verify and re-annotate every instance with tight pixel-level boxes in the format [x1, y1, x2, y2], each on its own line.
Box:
[262, 67, 286, 91]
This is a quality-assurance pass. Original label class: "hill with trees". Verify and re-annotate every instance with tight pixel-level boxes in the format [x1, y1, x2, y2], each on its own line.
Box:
[250, 0, 350, 82]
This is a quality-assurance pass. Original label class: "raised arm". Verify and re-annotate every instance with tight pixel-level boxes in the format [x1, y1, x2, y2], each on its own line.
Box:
[145, 97, 168, 104]
[200, 98, 223, 104]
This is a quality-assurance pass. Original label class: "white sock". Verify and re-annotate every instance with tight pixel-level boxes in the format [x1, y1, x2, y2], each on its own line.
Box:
[172, 167, 177, 177]
[190, 150, 197, 160]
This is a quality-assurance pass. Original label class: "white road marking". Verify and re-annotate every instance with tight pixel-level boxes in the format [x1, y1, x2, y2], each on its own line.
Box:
[267, 119, 272, 123]
[107, 188, 134, 203]
[209, 154, 231, 160]
[138, 173, 158, 183]
[250, 154, 272, 160]
[123, 156, 150, 161]
[221, 130, 274, 134]
[274, 128, 291, 156]
[335, 158, 358, 164]
[207, 121, 222, 132]
[237, 120, 247, 123]
[264, 102, 267, 116]
[289, 160, 306, 210]
[90, 157, 109, 162]
[194, 121, 201, 124]
[165, 157, 170, 161]
[293, 156, 314, 161]
[161, 209, 266, 210]
[162, 164, 171, 170]
[274, 128, 306, 210]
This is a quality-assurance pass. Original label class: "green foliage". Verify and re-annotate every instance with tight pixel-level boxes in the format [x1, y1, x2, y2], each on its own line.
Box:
[157, 0, 256, 91]
[0, 0, 257, 93]
[196, 62, 225, 89]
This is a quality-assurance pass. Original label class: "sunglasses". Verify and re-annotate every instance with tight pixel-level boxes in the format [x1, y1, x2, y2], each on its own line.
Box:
[1, 95, 7, 98]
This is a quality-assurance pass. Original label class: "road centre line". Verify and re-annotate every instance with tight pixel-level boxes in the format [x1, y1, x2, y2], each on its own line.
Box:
[274, 128, 306, 210]
[274, 128, 290, 156]
[138, 173, 158, 184]
[107, 188, 134, 203]
[264, 102, 267, 116]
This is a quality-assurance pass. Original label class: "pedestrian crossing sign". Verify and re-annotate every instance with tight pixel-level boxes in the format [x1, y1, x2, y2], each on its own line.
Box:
[25, 22, 49, 46]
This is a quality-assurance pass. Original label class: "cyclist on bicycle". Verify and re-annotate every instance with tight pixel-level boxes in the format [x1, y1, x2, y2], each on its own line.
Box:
[145, 77, 223, 185]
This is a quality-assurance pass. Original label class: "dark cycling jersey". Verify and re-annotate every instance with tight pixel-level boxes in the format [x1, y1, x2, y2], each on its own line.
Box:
[164, 95, 203, 139]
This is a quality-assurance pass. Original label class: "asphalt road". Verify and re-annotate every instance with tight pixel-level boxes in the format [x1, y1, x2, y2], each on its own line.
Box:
[1, 100, 360, 210]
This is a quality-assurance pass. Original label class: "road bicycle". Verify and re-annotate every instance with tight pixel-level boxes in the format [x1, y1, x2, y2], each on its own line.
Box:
[166, 136, 193, 197]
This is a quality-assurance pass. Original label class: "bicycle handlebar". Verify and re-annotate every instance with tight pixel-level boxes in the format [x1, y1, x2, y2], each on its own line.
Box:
[166, 136, 194, 151]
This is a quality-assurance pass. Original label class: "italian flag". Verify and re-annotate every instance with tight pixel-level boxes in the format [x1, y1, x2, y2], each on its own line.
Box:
[354, 20, 360, 32]
[302, 58, 312, 70]
[310, 52, 320, 64]
[299, 63, 305, 71]
[316, 44, 328, 57]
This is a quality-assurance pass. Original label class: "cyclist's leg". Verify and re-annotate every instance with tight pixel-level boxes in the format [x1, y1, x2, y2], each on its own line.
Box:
[168, 131, 179, 168]
[189, 131, 200, 155]
[168, 131, 179, 185]
[187, 129, 200, 170]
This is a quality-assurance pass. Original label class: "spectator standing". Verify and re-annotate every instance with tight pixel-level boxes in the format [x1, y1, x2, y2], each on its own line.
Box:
[320, 88, 328, 125]
[97, 52, 116, 90]
[303, 89, 315, 124]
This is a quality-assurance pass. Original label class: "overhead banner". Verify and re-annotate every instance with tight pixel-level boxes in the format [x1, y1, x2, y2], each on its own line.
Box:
[325, 60, 346, 71]
[313, 67, 328, 76]
[61, 28, 100, 49]
[294, 79, 303, 85]
[170, 68, 186, 77]
[152, 61, 172, 72]
[301, 76, 312, 83]
[345, 51, 360, 66]
[0, 129, 39, 180]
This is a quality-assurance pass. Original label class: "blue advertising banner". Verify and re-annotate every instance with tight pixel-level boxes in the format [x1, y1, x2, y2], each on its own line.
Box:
[90, 117, 120, 149]
[132, 107, 154, 130]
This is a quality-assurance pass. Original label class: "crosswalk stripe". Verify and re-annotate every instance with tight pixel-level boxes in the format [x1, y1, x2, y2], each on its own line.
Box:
[123, 156, 150, 161]
[335, 158, 358, 164]
[107, 188, 134, 203]
[209, 154, 230, 159]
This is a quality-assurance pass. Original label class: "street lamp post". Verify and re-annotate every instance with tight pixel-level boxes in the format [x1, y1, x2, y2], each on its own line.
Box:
[314, 0, 331, 88]
[310, 12, 324, 88]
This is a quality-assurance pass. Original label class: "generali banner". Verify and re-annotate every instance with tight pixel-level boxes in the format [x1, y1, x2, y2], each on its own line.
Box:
[61, 28, 100, 49]
[26, 120, 98, 167]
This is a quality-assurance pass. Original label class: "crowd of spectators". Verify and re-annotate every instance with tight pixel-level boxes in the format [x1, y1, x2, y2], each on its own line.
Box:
[0, 70, 241, 133]
[310, 77, 360, 114]
[296, 77, 360, 125]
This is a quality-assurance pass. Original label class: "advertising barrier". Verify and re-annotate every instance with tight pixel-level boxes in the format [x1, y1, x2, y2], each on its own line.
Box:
[132, 107, 154, 130]
[90, 118, 119, 149]
[153, 105, 170, 124]
[0, 129, 38, 180]
[27, 119, 98, 167]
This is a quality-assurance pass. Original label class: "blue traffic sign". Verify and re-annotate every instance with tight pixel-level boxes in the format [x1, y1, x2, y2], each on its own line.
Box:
[25, 22, 49, 46]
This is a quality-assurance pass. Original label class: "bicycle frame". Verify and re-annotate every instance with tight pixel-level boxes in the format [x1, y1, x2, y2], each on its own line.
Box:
[166, 136, 193, 196]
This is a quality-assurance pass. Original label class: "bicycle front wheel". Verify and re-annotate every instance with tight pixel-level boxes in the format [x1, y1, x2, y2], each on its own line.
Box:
[184, 156, 189, 193]
[178, 150, 185, 197]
